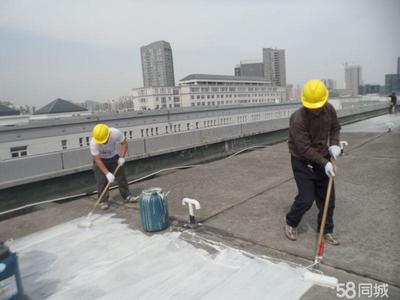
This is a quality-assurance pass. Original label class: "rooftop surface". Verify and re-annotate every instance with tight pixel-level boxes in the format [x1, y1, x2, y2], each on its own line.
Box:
[1, 114, 399, 299]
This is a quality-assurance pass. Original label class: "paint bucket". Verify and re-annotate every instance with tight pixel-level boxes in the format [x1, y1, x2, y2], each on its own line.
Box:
[139, 188, 170, 232]
[0, 242, 24, 300]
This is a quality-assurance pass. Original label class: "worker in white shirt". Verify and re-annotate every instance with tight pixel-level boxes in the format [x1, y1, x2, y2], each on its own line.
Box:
[90, 124, 136, 210]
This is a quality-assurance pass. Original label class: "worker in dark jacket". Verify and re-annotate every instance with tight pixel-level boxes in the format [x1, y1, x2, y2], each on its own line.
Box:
[389, 92, 397, 114]
[285, 79, 341, 245]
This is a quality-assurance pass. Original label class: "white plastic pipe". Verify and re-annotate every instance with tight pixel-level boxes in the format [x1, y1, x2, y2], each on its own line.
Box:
[182, 198, 201, 224]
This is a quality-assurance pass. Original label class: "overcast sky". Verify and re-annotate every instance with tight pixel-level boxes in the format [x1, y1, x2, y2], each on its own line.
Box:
[0, 0, 399, 107]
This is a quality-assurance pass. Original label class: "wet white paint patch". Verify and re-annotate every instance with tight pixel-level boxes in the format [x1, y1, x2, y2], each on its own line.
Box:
[9, 214, 312, 300]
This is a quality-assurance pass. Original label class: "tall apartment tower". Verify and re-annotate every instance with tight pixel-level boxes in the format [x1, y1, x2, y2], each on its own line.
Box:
[345, 65, 362, 96]
[140, 41, 175, 87]
[263, 48, 286, 86]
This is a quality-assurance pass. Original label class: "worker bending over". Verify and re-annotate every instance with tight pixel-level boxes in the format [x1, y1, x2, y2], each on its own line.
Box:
[90, 124, 136, 210]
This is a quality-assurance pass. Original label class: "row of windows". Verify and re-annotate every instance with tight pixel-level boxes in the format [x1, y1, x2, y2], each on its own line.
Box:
[8, 109, 295, 157]
[190, 94, 280, 100]
[190, 86, 278, 93]
[190, 99, 278, 107]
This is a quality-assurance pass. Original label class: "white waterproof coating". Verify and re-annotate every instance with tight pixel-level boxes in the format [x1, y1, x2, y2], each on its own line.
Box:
[90, 128, 125, 158]
[10, 215, 313, 300]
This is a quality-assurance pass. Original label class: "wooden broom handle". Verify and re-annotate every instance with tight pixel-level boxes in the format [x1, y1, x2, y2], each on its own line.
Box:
[91, 164, 122, 214]
[315, 158, 336, 259]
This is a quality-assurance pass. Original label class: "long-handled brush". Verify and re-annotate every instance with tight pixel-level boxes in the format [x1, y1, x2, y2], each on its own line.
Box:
[302, 159, 338, 288]
[78, 165, 122, 229]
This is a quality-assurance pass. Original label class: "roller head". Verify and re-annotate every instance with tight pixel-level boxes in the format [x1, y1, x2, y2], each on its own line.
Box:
[78, 213, 93, 229]
[303, 270, 338, 289]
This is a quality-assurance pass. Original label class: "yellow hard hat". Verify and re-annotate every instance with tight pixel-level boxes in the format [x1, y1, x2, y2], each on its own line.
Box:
[301, 80, 329, 109]
[93, 124, 110, 144]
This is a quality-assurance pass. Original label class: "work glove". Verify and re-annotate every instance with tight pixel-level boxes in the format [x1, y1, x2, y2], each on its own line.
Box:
[324, 162, 335, 177]
[105, 172, 115, 183]
[328, 145, 341, 160]
[118, 157, 125, 166]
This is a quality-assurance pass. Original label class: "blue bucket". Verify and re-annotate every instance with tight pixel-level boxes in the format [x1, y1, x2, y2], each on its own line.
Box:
[139, 188, 170, 232]
[0, 242, 24, 300]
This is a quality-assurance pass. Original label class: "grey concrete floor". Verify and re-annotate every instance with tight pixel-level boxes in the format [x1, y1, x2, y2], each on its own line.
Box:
[1, 114, 399, 300]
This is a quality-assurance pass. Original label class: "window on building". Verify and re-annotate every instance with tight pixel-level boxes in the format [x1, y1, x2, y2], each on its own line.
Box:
[178, 124, 181, 131]
[165, 126, 169, 133]
[173, 124, 177, 132]
[187, 123, 190, 130]
[141, 129, 144, 137]
[146, 128, 149, 136]
[151, 128, 154, 136]
[86, 137, 90, 146]
[79, 137, 83, 147]
[129, 131, 133, 139]
[155, 127, 158, 135]
[61, 140, 67, 150]
[10, 146, 27, 158]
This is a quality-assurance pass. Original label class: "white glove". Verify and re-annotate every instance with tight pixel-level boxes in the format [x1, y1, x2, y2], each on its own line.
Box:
[105, 172, 115, 183]
[328, 145, 341, 160]
[118, 157, 125, 166]
[324, 162, 335, 177]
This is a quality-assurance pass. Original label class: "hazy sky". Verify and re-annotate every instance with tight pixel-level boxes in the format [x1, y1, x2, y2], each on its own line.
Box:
[1, 0, 399, 107]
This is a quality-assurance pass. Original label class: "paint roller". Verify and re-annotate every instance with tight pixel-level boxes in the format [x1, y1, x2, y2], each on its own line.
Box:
[78, 165, 121, 229]
[302, 149, 345, 288]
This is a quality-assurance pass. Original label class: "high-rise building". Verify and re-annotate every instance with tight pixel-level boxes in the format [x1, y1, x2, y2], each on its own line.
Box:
[345, 65, 362, 96]
[263, 48, 286, 86]
[397, 56, 400, 74]
[140, 41, 175, 87]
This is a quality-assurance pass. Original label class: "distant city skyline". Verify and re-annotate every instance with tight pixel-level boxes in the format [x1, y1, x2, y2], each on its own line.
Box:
[0, 0, 399, 106]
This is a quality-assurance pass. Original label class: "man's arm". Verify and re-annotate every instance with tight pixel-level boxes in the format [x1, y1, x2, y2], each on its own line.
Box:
[120, 139, 128, 158]
[329, 106, 341, 146]
[93, 155, 109, 175]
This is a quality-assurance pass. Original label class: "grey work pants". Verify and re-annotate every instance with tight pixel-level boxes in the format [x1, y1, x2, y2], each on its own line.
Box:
[93, 155, 131, 203]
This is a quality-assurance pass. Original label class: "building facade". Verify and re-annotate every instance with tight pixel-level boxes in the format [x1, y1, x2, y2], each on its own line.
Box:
[140, 41, 175, 87]
[321, 79, 337, 90]
[345, 65, 362, 96]
[131, 87, 181, 110]
[130, 74, 287, 111]
[263, 48, 286, 86]
[237, 60, 264, 78]
[179, 74, 286, 107]
[385, 74, 400, 93]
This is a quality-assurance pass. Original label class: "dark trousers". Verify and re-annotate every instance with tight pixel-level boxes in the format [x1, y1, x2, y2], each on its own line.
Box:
[286, 156, 335, 234]
[93, 155, 131, 202]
